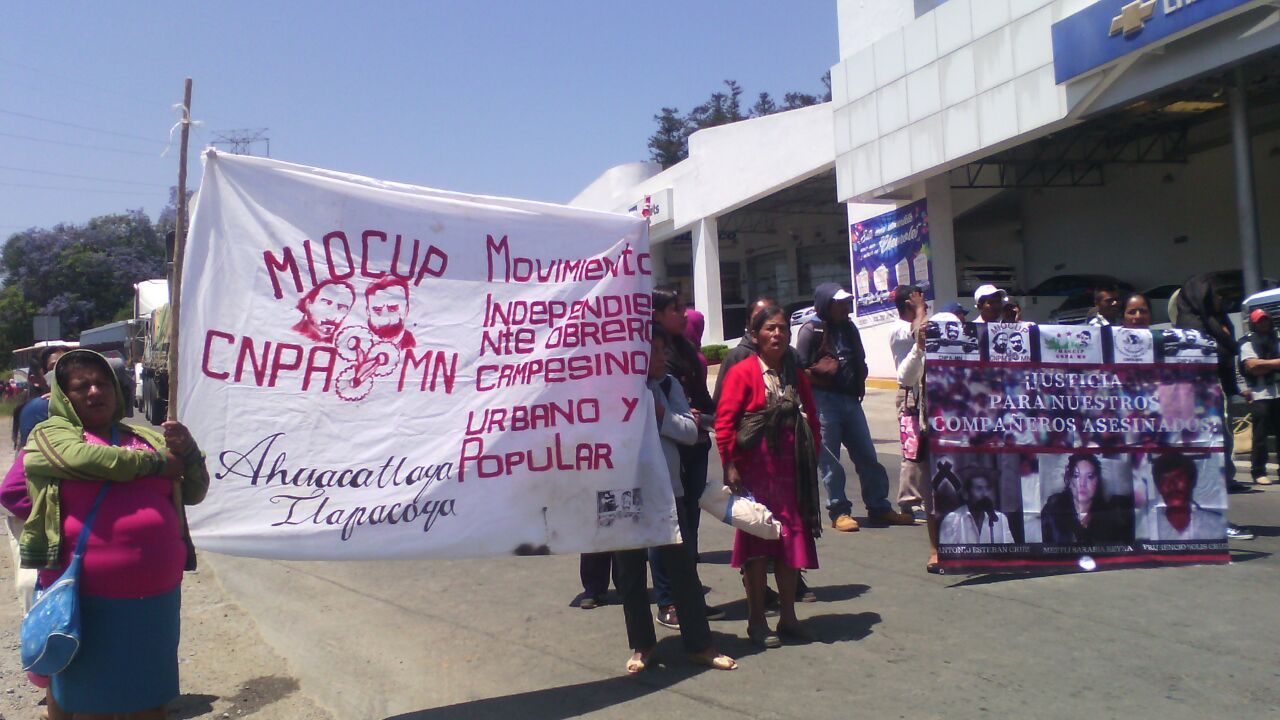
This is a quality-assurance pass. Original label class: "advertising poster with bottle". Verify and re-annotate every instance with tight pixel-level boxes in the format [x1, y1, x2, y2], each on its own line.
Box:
[849, 199, 932, 327]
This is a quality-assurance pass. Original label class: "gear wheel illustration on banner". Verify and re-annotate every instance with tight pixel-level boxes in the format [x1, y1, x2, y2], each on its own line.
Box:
[333, 325, 401, 402]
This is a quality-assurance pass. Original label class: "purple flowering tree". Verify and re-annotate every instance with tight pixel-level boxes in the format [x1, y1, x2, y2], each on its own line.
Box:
[0, 207, 168, 362]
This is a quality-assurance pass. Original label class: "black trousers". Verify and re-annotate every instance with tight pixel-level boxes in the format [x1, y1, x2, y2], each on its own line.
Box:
[579, 552, 614, 597]
[614, 503, 711, 654]
[1251, 399, 1280, 478]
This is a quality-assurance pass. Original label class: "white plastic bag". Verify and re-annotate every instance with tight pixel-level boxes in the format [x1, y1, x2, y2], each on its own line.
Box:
[698, 474, 782, 539]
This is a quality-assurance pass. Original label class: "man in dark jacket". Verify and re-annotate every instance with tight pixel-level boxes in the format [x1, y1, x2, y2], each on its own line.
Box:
[796, 283, 913, 531]
[1175, 273, 1253, 538]
[712, 295, 778, 405]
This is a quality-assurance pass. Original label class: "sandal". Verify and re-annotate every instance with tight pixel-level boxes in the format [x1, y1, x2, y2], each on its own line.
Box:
[688, 650, 737, 670]
[625, 648, 653, 674]
[748, 624, 782, 649]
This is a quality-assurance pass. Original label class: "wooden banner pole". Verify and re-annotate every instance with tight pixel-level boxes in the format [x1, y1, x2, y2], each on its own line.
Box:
[166, 77, 192, 422]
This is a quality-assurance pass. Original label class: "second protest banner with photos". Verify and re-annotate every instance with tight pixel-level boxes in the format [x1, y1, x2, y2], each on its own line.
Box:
[925, 321, 1230, 572]
[180, 152, 679, 560]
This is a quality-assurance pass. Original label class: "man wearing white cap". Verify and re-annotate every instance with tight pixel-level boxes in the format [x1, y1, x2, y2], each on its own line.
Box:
[972, 284, 1008, 324]
[797, 283, 914, 531]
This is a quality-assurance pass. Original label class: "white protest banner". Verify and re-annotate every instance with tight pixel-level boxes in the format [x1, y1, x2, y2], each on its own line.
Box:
[180, 152, 678, 560]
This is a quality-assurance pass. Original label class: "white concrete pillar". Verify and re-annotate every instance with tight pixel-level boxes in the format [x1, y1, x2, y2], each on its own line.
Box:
[692, 217, 725, 343]
[923, 175, 959, 304]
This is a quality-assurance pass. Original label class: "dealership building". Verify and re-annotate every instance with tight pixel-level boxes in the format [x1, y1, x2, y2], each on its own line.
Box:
[570, 0, 1280, 377]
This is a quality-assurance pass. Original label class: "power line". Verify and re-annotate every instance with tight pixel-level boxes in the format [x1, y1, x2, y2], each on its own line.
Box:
[0, 108, 160, 144]
[0, 180, 159, 196]
[0, 57, 169, 108]
[0, 57, 250, 128]
[0, 164, 169, 188]
[0, 131, 161, 158]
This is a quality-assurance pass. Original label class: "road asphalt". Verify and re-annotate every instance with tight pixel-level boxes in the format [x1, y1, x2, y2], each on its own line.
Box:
[207, 388, 1280, 720]
[3, 388, 1279, 719]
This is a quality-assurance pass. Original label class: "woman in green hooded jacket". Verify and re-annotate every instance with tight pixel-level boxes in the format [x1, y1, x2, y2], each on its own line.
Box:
[20, 349, 208, 719]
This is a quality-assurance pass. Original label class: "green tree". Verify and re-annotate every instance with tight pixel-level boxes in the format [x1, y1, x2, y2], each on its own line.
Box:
[648, 75, 830, 167]
[750, 92, 778, 118]
[0, 207, 167, 364]
[687, 80, 745, 131]
[782, 91, 821, 110]
[648, 107, 690, 168]
[0, 284, 36, 364]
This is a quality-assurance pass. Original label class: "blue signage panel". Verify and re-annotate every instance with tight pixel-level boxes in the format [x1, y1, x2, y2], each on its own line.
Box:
[1052, 0, 1257, 84]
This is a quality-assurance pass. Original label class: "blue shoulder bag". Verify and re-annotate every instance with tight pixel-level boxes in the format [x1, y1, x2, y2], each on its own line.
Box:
[20, 427, 116, 676]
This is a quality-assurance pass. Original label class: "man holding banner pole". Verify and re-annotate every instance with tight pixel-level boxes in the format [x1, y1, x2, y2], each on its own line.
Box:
[890, 285, 941, 571]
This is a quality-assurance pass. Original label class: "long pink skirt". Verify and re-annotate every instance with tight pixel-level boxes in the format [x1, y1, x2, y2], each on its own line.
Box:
[730, 425, 819, 570]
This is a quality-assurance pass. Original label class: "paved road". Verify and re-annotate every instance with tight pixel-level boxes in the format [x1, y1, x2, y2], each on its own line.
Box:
[206, 388, 1280, 720]
[0, 443, 331, 720]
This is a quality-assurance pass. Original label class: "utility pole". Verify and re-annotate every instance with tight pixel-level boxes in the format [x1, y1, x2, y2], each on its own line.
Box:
[167, 78, 192, 421]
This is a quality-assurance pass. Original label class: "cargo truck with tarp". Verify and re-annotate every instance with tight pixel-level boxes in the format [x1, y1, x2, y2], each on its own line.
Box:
[134, 279, 171, 422]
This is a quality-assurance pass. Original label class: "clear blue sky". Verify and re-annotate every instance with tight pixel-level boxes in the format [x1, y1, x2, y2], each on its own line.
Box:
[1, 2, 837, 233]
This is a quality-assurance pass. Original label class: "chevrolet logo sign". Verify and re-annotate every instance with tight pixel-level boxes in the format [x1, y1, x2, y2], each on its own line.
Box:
[1110, 0, 1156, 36]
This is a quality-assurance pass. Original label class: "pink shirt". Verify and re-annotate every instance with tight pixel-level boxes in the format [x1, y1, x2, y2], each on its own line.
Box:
[0, 451, 30, 518]
[37, 430, 185, 598]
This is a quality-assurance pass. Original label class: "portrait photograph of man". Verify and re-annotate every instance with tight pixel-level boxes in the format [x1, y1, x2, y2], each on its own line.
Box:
[1135, 453, 1227, 541]
[939, 464, 1017, 545]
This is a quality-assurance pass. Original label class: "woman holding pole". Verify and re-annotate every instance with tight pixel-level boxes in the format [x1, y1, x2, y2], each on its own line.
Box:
[20, 349, 207, 719]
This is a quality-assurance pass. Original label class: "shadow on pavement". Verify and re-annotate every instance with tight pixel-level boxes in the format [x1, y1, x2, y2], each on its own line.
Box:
[1239, 523, 1280, 538]
[945, 570, 1075, 588]
[384, 615, 879, 720]
[232, 676, 301, 716]
[808, 582, 871, 602]
[169, 693, 218, 719]
[1229, 548, 1272, 562]
[382, 667, 685, 720]
[798, 611, 881, 644]
[705, 583, 870, 621]
[171, 676, 301, 718]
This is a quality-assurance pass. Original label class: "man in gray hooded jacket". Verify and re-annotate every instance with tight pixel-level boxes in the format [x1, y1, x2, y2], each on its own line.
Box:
[796, 283, 914, 531]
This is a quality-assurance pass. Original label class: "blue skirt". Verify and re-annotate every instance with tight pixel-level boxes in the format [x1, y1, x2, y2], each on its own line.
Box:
[52, 586, 181, 714]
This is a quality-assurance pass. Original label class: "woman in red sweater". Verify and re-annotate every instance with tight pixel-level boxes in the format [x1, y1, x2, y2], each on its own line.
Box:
[715, 306, 823, 648]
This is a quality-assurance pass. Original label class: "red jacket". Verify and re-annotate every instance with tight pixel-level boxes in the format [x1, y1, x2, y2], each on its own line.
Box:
[715, 357, 821, 467]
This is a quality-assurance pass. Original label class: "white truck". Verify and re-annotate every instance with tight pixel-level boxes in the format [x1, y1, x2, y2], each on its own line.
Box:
[133, 279, 170, 422]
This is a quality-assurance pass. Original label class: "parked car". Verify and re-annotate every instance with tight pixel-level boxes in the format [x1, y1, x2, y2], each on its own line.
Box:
[957, 262, 1018, 295]
[1165, 270, 1279, 325]
[788, 302, 815, 327]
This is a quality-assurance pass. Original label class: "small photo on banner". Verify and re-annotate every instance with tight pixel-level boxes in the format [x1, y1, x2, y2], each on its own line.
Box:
[1112, 327, 1155, 364]
[931, 453, 1025, 545]
[925, 321, 980, 361]
[986, 322, 1034, 363]
[1039, 325, 1105, 364]
[1155, 329, 1219, 364]
[1133, 452, 1227, 542]
[1021, 453, 1134, 545]
[1152, 375, 1225, 447]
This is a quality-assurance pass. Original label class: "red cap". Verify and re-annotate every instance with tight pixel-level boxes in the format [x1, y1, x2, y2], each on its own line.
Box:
[1251, 308, 1270, 324]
